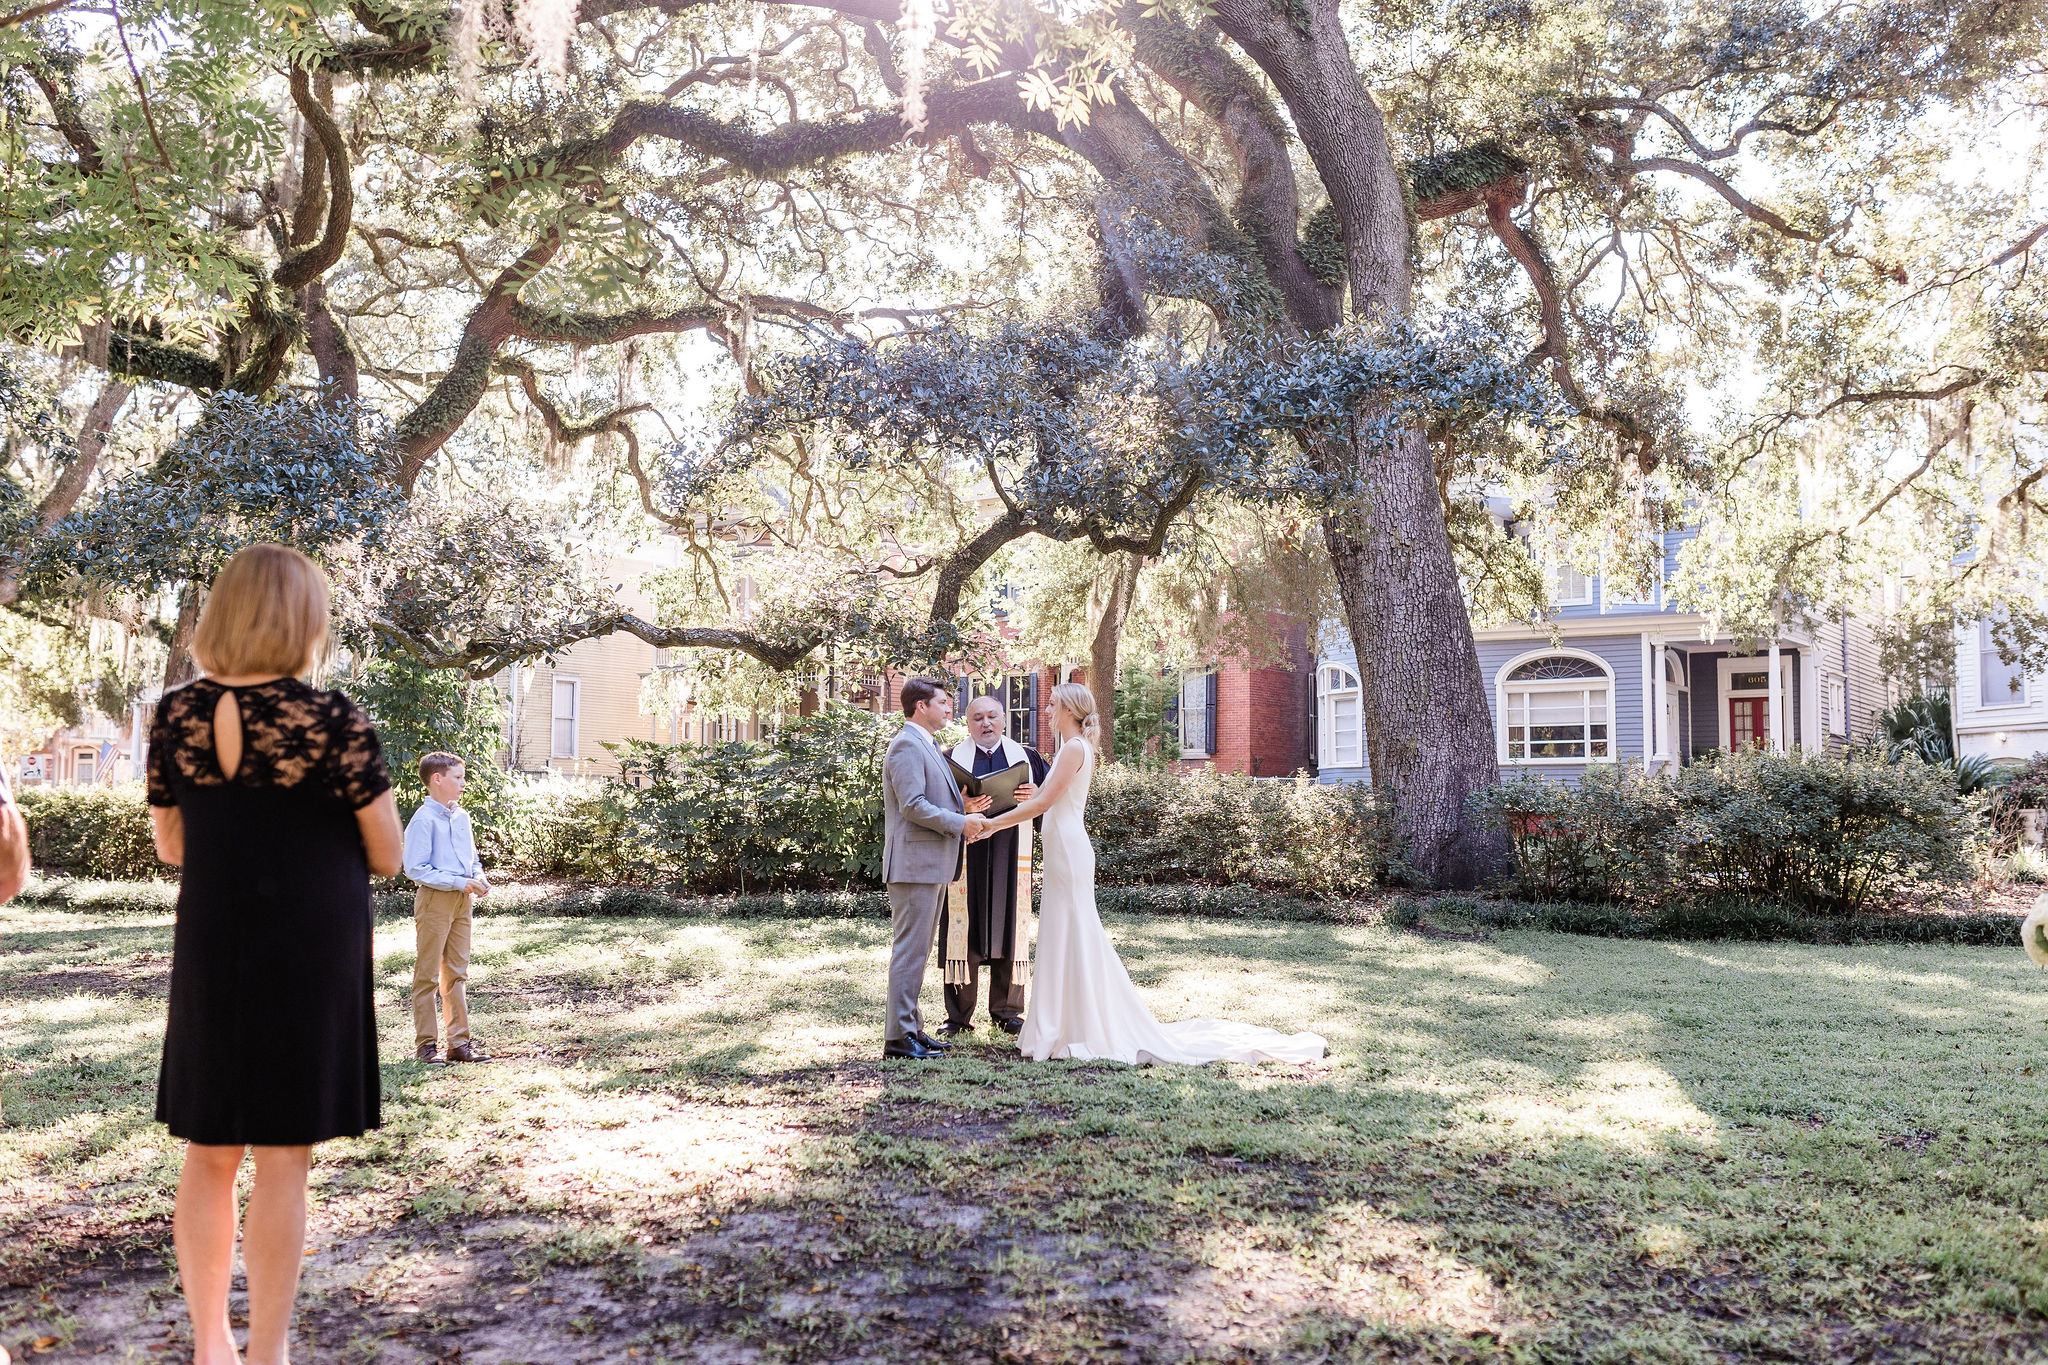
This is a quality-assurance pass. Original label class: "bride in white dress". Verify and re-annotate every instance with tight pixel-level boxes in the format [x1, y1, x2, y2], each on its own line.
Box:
[981, 682, 1327, 1066]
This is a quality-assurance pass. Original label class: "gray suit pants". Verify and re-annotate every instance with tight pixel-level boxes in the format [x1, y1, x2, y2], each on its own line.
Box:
[885, 880, 948, 1041]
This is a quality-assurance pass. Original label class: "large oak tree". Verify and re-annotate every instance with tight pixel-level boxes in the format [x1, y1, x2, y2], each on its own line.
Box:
[3, 0, 2043, 883]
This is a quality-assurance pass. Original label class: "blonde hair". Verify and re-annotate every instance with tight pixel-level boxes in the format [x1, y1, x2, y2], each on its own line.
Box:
[1051, 681, 1101, 749]
[192, 543, 332, 678]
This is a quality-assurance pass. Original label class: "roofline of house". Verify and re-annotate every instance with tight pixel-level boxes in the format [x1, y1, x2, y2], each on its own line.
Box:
[1467, 614, 1830, 649]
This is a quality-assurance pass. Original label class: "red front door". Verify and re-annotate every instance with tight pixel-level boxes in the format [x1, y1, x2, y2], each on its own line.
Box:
[1729, 696, 1767, 750]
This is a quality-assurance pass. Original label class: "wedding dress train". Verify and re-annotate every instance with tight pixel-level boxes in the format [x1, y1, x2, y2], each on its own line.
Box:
[1018, 739, 1327, 1065]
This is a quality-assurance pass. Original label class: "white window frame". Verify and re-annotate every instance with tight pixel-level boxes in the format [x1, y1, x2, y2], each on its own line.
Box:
[1977, 619, 2030, 710]
[1178, 669, 1217, 759]
[1551, 561, 1594, 607]
[1317, 664, 1363, 770]
[1821, 670, 1849, 739]
[1496, 648, 1615, 765]
[550, 675, 582, 760]
[73, 750, 96, 785]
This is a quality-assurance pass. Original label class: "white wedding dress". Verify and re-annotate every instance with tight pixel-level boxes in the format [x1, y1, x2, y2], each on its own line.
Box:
[1019, 739, 1327, 1065]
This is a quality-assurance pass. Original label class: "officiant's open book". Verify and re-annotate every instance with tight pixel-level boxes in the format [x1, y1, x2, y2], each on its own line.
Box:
[947, 757, 1031, 816]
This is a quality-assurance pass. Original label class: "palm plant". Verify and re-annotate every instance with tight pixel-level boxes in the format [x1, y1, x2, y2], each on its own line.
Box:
[1874, 692, 2005, 794]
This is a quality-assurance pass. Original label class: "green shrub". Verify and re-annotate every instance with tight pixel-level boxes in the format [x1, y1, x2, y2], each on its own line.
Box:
[1989, 753, 2048, 854]
[486, 775, 632, 883]
[1669, 748, 1974, 914]
[346, 655, 509, 824]
[1086, 765, 1403, 895]
[489, 704, 895, 891]
[1468, 765, 1673, 902]
[486, 711, 1403, 897]
[16, 783, 166, 881]
[1875, 692, 2006, 794]
[1471, 748, 1976, 916]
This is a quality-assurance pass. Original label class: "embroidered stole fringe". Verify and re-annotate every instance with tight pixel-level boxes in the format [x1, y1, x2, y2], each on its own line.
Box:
[943, 872, 972, 986]
[1012, 828, 1033, 990]
[942, 828, 1035, 988]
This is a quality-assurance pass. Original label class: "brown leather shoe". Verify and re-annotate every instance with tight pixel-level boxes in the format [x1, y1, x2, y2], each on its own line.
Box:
[446, 1042, 489, 1063]
[415, 1042, 441, 1064]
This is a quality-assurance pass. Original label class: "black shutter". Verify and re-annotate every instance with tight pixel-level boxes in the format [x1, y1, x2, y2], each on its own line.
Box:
[1203, 670, 1218, 755]
[1027, 673, 1040, 749]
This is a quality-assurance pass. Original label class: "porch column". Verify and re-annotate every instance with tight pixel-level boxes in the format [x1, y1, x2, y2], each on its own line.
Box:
[1767, 639, 1785, 752]
[1651, 639, 1669, 764]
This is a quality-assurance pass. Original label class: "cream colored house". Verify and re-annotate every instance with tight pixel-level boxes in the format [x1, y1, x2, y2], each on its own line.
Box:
[495, 540, 783, 777]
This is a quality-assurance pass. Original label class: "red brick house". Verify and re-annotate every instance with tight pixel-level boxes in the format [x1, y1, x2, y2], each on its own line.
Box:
[865, 615, 1318, 778]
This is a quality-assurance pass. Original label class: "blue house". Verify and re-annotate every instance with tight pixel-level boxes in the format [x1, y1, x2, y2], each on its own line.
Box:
[1315, 525, 1890, 784]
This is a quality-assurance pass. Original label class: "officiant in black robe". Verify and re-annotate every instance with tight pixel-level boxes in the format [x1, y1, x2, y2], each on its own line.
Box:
[939, 696, 1050, 1035]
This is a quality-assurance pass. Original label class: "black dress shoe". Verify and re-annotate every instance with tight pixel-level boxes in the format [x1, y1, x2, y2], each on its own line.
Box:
[913, 1029, 953, 1051]
[935, 1022, 972, 1038]
[995, 1017, 1023, 1036]
[884, 1036, 940, 1060]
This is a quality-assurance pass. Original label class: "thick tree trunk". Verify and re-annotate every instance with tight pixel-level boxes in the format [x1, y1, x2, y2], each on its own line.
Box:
[1209, 0, 1507, 886]
[1086, 553, 1142, 762]
[1323, 457, 1505, 887]
[162, 584, 206, 691]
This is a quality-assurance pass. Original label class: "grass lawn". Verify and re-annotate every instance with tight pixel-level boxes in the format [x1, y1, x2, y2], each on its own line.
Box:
[3, 902, 2046, 1364]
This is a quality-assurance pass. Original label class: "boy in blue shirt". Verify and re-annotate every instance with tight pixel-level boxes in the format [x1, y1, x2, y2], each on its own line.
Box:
[404, 752, 491, 1063]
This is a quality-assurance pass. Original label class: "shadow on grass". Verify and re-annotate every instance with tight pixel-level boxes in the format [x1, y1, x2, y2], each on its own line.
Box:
[6, 906, 2047, 1363]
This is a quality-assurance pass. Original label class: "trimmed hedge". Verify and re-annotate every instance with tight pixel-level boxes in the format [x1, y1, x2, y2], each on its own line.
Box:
[17, 784, 167, 882]
[13, 875, 2021, 947]
[1470, 748, 1976, 915]
[489, 729, 1404, 897]
[7, 875, 1359, 926]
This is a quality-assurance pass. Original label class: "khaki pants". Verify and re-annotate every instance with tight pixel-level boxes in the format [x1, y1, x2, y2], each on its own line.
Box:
[412, 887, 473, 1049]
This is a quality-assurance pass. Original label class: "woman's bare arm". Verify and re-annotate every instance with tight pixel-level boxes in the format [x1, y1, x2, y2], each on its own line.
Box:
[988, 743, 1082, 833]
[355, 791, 404, 878]
[151, 805, 184, 867]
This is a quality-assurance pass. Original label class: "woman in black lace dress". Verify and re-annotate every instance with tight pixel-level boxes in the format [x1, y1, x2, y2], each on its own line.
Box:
[147, 544, 403, 1365]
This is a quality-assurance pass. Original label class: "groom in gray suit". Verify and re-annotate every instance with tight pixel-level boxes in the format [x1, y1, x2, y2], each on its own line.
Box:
[881, 678, 990, 1060]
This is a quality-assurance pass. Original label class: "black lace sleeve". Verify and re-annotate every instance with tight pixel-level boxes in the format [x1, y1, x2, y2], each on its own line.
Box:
[327, 694, 392, 810]
[146, 694, 182, 807]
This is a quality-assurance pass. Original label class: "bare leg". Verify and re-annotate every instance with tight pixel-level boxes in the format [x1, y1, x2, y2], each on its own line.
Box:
[173, 1143, 245, 1365]
[242, 1145, 313, 1365]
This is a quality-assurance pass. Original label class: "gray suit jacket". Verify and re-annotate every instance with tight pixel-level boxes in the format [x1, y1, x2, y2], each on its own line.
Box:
[882, 724, 966, 884]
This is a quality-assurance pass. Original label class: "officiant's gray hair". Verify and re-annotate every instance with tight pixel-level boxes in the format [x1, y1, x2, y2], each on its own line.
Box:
[1051, 681, 1101, 747]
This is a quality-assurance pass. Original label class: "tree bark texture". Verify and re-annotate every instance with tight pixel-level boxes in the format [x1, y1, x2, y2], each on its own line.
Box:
[162, 584, 206, 692]
[0, 379, 132, 607]
[1086, 553, 1142, 763]
[1209, 0, 1507, 886]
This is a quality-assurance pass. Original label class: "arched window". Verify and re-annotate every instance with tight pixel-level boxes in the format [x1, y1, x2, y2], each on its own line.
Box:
[1318, 664, 1363, 769]
[1499, 652, 1612, 763]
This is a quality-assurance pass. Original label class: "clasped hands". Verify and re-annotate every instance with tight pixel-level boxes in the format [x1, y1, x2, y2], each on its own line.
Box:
[961, 783, 1036, 843]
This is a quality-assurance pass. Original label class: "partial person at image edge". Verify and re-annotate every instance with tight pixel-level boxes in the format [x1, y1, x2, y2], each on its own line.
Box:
[0, 766, 26, 906]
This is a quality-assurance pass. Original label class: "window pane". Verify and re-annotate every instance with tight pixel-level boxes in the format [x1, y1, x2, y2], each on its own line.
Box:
[1526, 693, 1585, 727]
[552, 717, 573, 756]
[1980, 621, 2025, 706]
[1526, 728, 1586, 757]
[1729, 671, 1770, 691]
[1332, 695, 1360, 767]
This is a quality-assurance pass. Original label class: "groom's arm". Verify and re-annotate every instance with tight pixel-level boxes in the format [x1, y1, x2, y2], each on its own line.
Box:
[885, 743, 966, 838]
